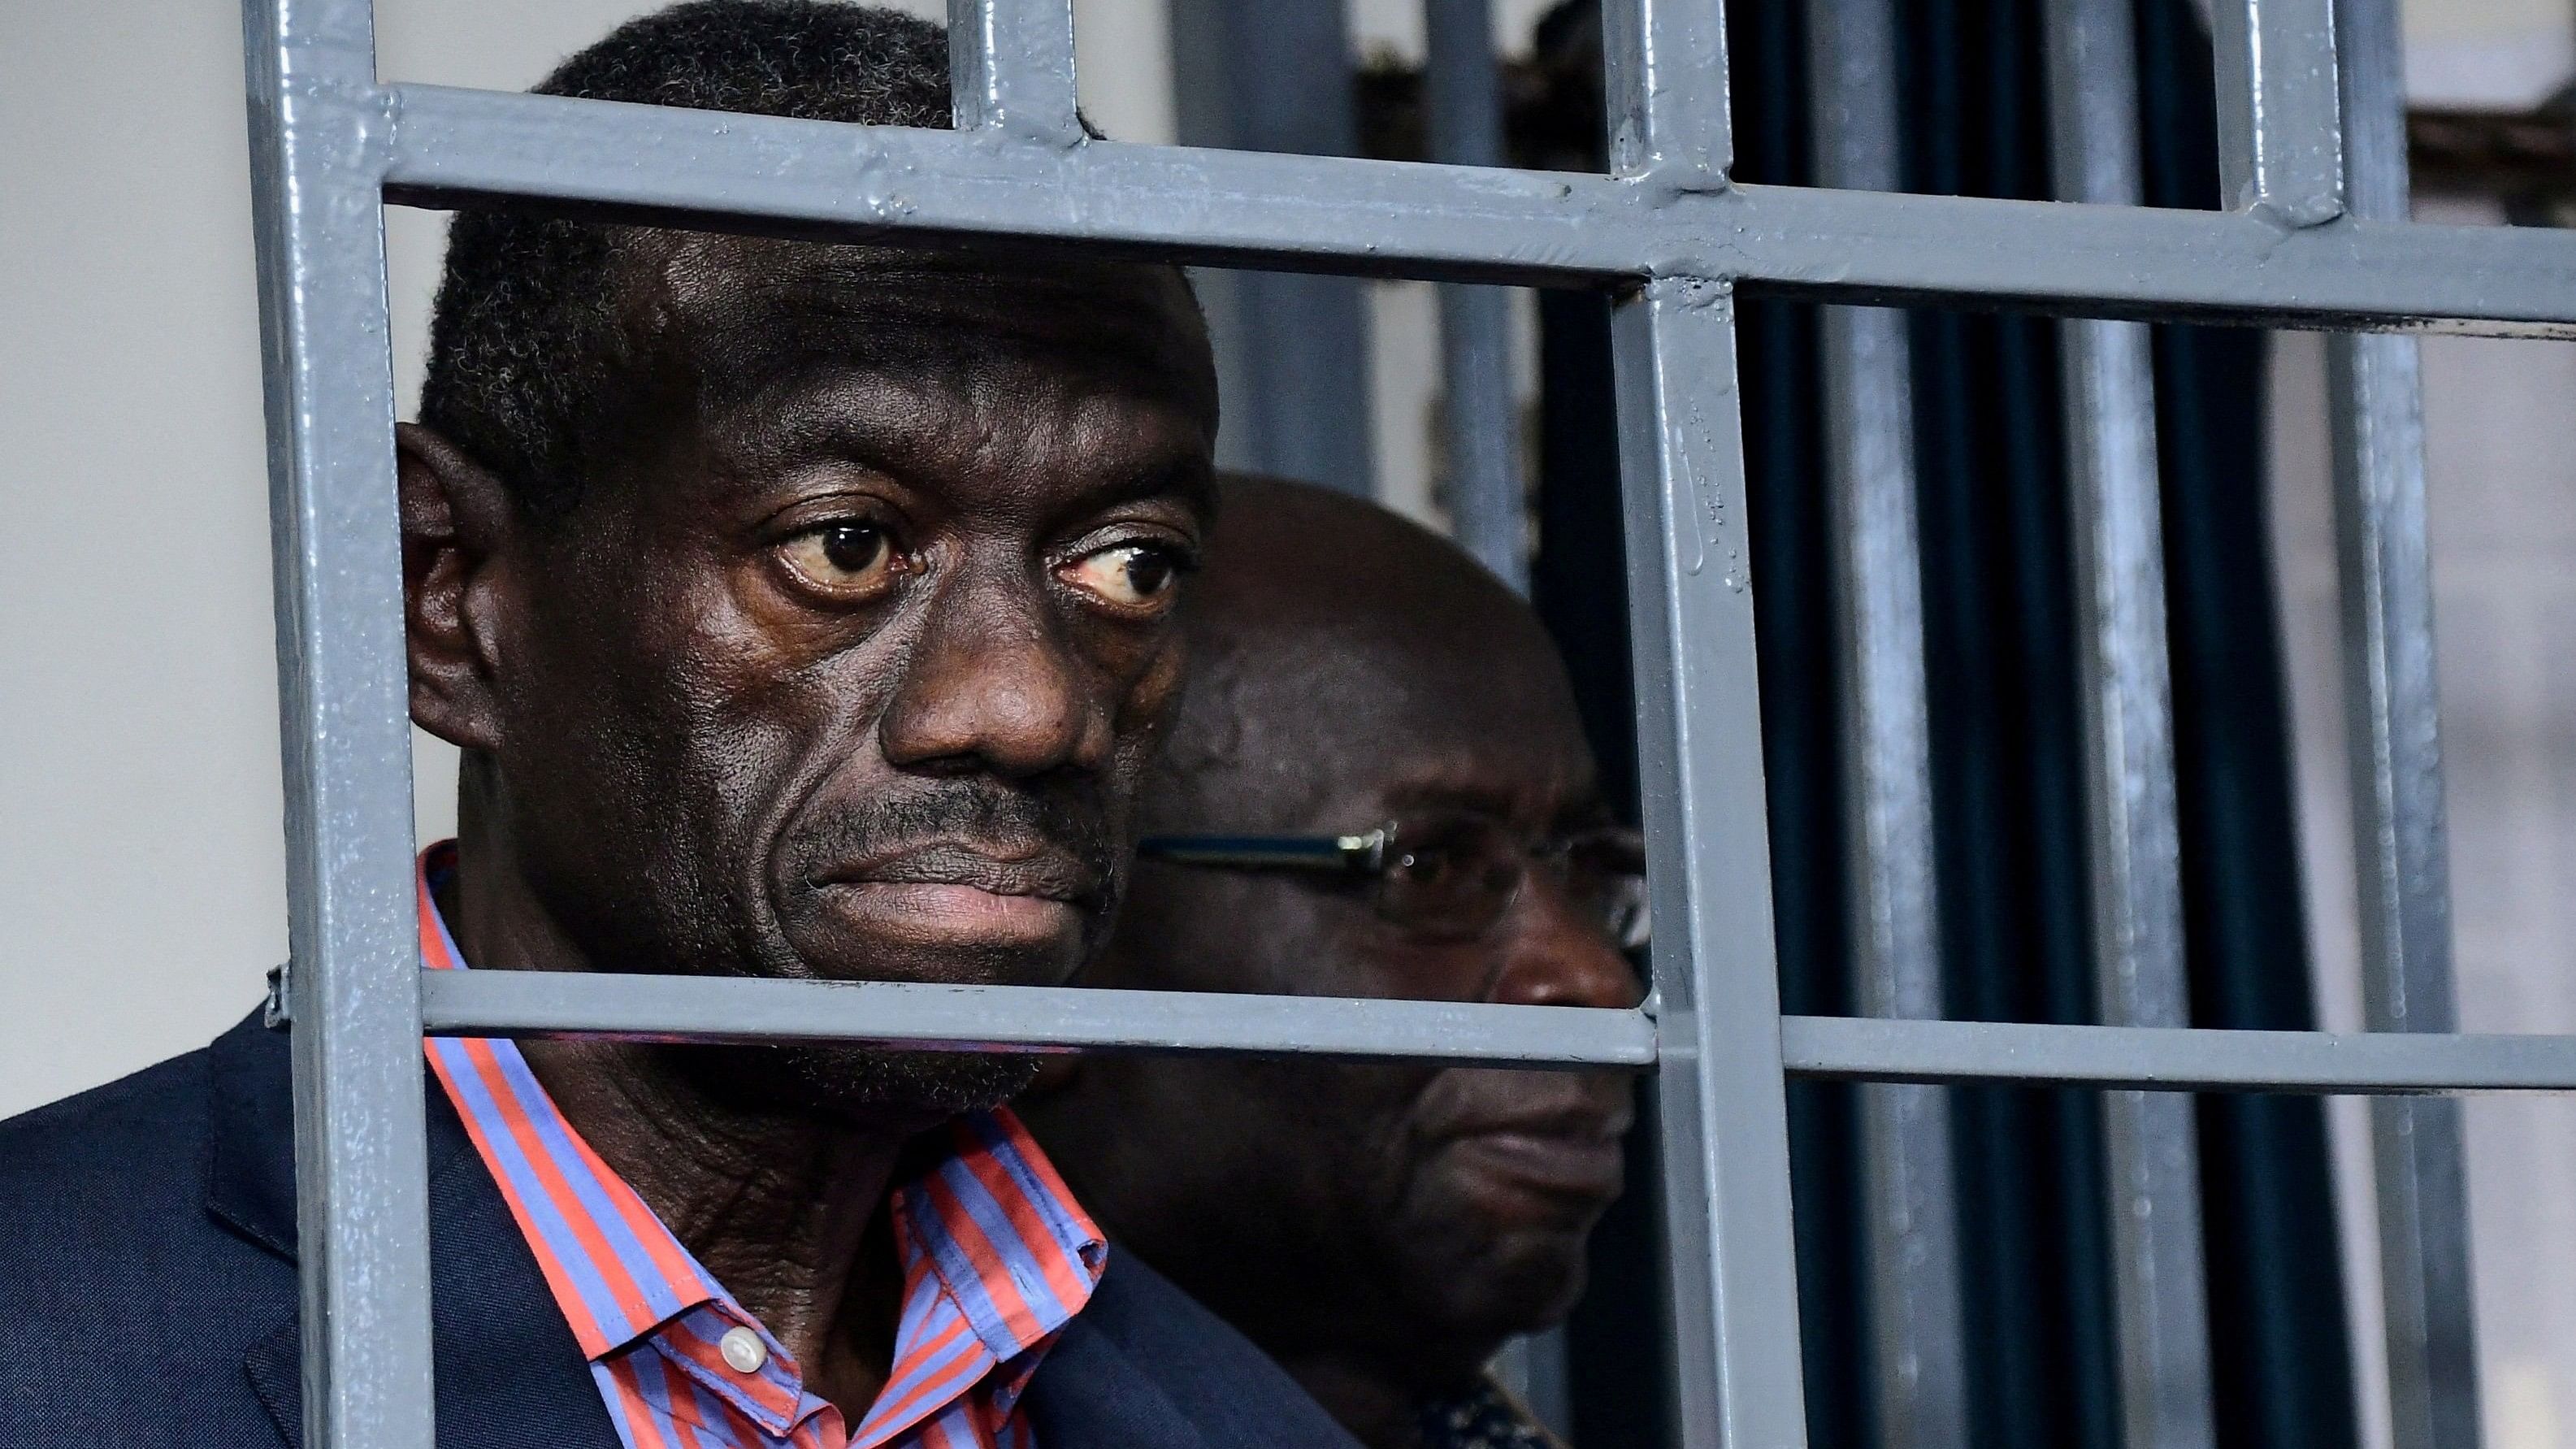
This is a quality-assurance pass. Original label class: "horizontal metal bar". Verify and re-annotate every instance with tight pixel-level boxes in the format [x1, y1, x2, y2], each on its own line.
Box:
[1784, 1016, 2576, 1094]
[414, 970, 1661, 1068]
[371, 83, 2576, 335]
[272, 970, 2576, 1091]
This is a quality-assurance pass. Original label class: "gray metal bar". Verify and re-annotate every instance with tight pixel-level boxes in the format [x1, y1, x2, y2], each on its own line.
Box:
[1612, 273, 1811, 1449]
[2044, 0, 2216, 1442]
[1426, 8, 1552, 1419]
[2331, 0, 2481, 1442]
[1785, 1017, 2576, 1095]
[1425, 0, 1526, 590]
[410, 968, 2576, 1094]
[1804, 0, 1969, 1438]
[1166, 0, 1375, 497]
[1603, 6, 1808, 1440]
[241, 1, 434, 1447]
[378, 84, 2576, 335]
[2209, 0, 2347, 224]
[946, 0, 1082, 147]
[413, 970, 1659, 1067]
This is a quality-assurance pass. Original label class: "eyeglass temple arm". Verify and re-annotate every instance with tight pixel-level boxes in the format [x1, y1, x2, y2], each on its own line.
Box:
[1135, 830, 1389, 873]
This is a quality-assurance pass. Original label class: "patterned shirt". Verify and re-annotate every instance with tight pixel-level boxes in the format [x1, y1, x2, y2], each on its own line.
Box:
[416, 844, 1106, 1449]
[1418, 1378, 1565, 1449]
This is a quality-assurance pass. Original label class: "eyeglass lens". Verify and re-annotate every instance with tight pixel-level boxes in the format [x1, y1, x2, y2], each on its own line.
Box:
[1374, 814, 1650, 950]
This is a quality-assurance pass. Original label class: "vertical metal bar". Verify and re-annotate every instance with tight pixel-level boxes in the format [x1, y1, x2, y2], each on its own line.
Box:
[948, 0, 1083, 146]
[2331, 0, 2481, 1443]
[1164, 0, 1377, 497]
[2207, 0, 2347, 224]
[2043, 2, 2218, 1447]
[1438, 1, 1543, 1369]
[1603, 6, 1807, 1446]
[1803, 0, 1969, 1441]
[1425, 0, 1527, 592]
[1613, 275, 1811, 1449]
[241, 1, 432, 1447]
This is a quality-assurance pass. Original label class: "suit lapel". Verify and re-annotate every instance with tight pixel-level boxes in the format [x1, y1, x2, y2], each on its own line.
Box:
[1023, 1252, 1365, 1449]
[1024, 1308, 1214, 1449]
[211, 1014, 618, 1449]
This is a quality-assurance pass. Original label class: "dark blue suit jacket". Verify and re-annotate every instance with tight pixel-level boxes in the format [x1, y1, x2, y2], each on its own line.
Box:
[0, 1009, 1358, 1448]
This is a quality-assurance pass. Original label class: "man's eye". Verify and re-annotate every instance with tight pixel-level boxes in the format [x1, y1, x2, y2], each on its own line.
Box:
[1389, 844, 1463, 887]
[1060, 543, 1188, 613]
[778, 522, 901, 597]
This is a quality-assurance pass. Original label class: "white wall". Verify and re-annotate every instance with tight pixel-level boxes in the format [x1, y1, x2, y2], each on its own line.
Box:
[2404, 0, 2576, 105]
[1, 2, 286, 1116]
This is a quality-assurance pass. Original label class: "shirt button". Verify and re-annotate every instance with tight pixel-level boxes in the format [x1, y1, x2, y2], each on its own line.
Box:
[718, 1326, 768, 1374]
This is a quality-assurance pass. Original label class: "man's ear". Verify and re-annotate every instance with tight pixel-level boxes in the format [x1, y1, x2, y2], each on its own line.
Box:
[399, 422, 515, 752]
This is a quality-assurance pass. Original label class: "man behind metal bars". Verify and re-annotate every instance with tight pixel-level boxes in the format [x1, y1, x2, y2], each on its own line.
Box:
[1023, 479, 1648, 1449]
[0, 5, 1360, 1447]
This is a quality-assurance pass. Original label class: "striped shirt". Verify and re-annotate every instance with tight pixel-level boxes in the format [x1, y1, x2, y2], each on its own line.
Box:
[415, 844, 1106, 1449]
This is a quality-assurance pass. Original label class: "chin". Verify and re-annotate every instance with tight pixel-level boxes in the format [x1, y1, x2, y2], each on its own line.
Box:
[1467, 1231, 1593, 1328]
[1385, 1224, 1594, 1366]
[779, 899, 1098, 994]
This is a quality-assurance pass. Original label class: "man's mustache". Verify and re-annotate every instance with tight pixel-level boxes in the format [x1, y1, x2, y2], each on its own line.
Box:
[785, 780, 1121, 898]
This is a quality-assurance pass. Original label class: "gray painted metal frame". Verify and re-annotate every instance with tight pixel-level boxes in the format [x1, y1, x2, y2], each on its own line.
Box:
[1424, 0, 1529, 592]
[232, 0, 2565, 1444]
[2208, 0, 2346, 224]
[1420, 0, 1559, 1421]
[2329, 0, 2483, 1444]
[1802, 0, 1969, 1442]
[242, 1, 434, 1447]
[366, 85, 2576, 332]
[1164, 0, 1377, 497]
[2045, 0, 2216, 1443]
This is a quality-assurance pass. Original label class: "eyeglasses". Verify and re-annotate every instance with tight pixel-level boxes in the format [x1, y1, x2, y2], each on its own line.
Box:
[1137, 813, 1651, 950]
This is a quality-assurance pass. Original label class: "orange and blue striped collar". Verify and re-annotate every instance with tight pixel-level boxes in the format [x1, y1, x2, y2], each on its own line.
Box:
[415, 844, 1106, 1448]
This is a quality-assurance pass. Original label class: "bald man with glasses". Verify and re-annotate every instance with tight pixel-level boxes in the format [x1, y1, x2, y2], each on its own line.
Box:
[1023, 478, 1646, 1449]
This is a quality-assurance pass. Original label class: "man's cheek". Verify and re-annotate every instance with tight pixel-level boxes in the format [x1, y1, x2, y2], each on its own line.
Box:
[1112, 636, 1188, 734]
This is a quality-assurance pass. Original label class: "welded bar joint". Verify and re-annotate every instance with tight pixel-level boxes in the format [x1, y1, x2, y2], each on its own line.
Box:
[2210, 0, 2347, 224]
[946, 0, 1082, 147]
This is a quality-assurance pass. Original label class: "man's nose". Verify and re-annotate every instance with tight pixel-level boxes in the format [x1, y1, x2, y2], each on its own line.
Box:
[1485, 876, 1646, 1011]
[878, 571, 1113, 779]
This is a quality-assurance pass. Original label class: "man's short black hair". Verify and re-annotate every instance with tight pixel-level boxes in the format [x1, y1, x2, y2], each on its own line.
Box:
[420, 0, 1183, 518]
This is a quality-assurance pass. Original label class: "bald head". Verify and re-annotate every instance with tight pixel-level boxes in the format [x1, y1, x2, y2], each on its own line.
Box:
[1139, 475, 1588, 850]
[1025, 478, 1640, 1444]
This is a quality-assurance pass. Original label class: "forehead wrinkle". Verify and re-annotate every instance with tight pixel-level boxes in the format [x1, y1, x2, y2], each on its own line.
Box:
[643, 236, 1216, 430]
[700, 361, 1210, 523]
[700, 364, 973, 486]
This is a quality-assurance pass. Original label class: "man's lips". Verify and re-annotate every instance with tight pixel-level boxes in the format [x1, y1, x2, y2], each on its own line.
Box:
[804, 843, 1098, 948]
[1438, 1104, 1633, 1205]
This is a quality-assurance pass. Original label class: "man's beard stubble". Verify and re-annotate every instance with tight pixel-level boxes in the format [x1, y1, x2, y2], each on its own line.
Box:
[660, 774, 1120, 1125]
[662, 1039, 1044, 1129]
